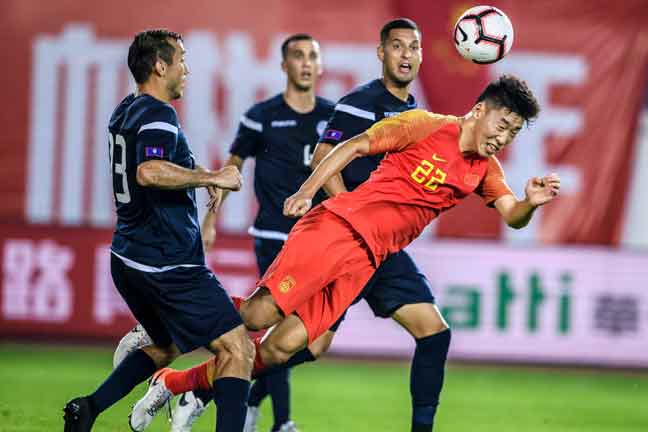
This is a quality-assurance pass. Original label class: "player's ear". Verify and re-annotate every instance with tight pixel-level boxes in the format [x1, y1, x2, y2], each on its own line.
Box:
[377, 43, 385, 62]
[154, 58, 166, 77]
[473, 101, 487, 119]
[280, 59, 288, 73]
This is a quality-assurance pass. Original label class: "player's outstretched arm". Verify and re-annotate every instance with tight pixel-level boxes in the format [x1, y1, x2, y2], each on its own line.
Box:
[310, 142, 348, 197]
[200, 154, 245, 251]
[494, 173, 561, 229]
[136, 160, 242, 191]
[284, 133, 371, 217]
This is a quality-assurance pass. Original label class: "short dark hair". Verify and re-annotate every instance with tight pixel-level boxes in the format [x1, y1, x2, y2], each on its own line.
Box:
[281, 33, 314, 59]
[476, 75, 540, 124]
[380, 18, 420, 45]
[128, 29, 183, 84]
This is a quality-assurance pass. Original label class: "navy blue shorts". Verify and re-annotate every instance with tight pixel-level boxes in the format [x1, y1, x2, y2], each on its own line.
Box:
[329, 250, 435, 331]
[254, 237, 284, 276]
[111, 254, 243, 353]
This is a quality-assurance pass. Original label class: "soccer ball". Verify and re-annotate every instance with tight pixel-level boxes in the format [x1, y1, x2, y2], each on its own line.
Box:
[453, 5, 514, 64]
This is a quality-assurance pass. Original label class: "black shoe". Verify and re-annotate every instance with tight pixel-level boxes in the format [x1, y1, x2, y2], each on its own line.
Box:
[63, 397, 96, 432]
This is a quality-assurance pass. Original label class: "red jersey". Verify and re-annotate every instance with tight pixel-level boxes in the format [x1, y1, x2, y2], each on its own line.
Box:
[322, 109, 513, 264]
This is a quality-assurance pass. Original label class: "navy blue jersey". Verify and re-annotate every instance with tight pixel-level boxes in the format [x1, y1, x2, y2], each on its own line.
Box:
[230, 94, 334, 238]
[319, 79, 417, 191]
[109, 93, 204, 268]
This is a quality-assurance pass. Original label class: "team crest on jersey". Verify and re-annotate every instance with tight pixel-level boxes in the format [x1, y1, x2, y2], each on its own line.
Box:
[145, 146, 164, 158]
[316, 121, 327, 137]
[278, 275, 296, 293]
[464, 173, 481, 187]
[323, 129, 343, 141]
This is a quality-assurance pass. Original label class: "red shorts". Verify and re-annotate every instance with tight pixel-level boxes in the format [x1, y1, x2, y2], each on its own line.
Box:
[259, 205, 376, 344]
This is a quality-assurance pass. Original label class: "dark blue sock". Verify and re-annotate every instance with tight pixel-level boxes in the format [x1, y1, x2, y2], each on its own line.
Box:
[213, 377, 250, 432]
[267, 368, 291, 431]
[88, 349, 157, 415]
[284, 348, 316, 368]
[248, 375, 269, 407]
[192, 388, 214, 405]
[410, 329, 451, 432]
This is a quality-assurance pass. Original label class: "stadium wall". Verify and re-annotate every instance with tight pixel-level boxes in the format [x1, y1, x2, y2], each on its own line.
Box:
[1, 0, 648, 367]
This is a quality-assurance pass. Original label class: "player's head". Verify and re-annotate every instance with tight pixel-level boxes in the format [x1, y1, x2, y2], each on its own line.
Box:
[128, 29, 188, 100]
[378, 18, 422, 88]
[281, 34, 322, 92]
[470, 74, 540, 157]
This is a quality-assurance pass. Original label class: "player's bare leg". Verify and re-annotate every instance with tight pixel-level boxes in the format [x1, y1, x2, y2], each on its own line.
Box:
[257, 314, 309, 366]
[64, 341, 180, 432]
[306, 330, 335, 358]
[239, 287, 285, 331]
[130, 325, 253, 432]
[140, 343, 182, 368]
[391, 303, 448, 338]
[149, 314, 335, 392]
[206, 324, 255, 378]
[391, 303, 451, 432]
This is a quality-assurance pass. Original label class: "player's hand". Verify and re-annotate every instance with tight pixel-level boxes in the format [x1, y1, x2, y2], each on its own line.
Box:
[206, 186, 223, 212]
[525, 173, 560, 207]
[284, 191, 313, 218]
[212, 165, 242, 191]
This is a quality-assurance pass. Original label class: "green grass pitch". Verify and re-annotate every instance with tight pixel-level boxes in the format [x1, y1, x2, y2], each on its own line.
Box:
[1, 343, 646, 431]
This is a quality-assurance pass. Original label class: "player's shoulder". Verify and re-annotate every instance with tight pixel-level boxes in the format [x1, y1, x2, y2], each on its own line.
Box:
[110, 94, 177, 131]
[133, 95, 177, 124]
[337, 79, 384, 108]
[487, 155, 505, 172]
[109, 93, 136, 129]
[246, 94, 285, 119]
[315, 96, 335, 113]
[398, 109, 459, 125]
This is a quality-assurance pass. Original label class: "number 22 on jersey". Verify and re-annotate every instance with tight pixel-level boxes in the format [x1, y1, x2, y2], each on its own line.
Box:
[109, 133, 131, 204]
[410, 159, 447, 191]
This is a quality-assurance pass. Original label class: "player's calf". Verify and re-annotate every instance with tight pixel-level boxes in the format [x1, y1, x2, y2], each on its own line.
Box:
[256, 314, 309, 367]
[208, 325, 254, 432]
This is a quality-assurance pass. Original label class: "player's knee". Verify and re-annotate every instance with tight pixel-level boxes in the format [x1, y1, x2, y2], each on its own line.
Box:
[239, 290, 282, 331]
[308, 331, 335, 358]
[241, 334, 256, 366]
[227, 341, 254, 369]
[214, 326, 255, 367]
[239, 304, 271, 331]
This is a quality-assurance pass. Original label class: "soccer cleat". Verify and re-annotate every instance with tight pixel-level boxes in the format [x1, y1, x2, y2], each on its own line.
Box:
[243, 406, 260, 432]
[63, 396, 96, 432]
[113, 323, 154, 368]
[170, 391, 206, 432]
[129, 368, 173, 431]
[277, 420, 299, 432]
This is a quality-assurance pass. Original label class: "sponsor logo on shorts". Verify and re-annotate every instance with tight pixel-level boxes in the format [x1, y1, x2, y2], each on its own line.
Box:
[279, 275, 296, 293]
